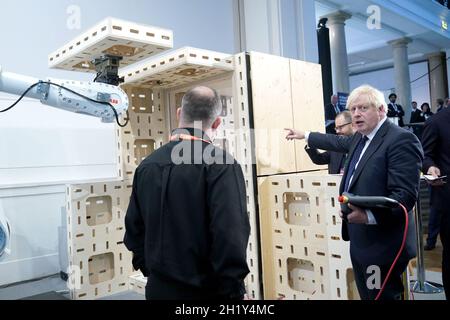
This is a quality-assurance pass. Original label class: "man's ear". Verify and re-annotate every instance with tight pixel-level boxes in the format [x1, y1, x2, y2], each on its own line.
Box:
[176, 108, 182, 122]
[211, 117, 221, 130]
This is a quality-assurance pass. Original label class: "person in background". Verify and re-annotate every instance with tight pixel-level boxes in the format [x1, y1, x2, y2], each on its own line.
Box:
[421, 102, 434, 120]
[387, 93, 405, 127]
[436, 98, 445, 113]
[409, 101, 425, 138]
[325, 94, 343, 134]
[421, 103, 450, 299]
[305, 111, 354, 174]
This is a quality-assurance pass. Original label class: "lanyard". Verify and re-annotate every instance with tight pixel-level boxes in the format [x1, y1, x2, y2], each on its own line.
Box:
[170, 134, 212, 144]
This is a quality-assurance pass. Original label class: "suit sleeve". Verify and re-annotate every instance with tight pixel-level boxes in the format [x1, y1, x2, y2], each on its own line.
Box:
[421, 118, 439, 173]
[308, 132, 353, 153]
[123, 170, 148, 276]
[207, 163, 250, 297]
[387, 105, 395, 117]
[398, 105, 405, 117]
[371, 132, 424, 225]
[305, 147, 331, 165]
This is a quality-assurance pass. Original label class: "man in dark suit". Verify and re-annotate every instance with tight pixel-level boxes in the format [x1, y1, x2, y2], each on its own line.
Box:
[421, 106, 450, 300]
[409, 101, 425, 139]
[286, 85, 423, 300]
[436, 98, 445, 113]
[305, 110, 354, 174]
[387, 93, 405, 127]
[324, 94, 342, 134]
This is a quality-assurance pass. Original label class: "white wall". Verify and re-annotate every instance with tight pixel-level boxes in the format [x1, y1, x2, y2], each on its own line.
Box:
[350, 61, 431, 120]
[235, 0, 318, 62]
[0, 0, 235, 287]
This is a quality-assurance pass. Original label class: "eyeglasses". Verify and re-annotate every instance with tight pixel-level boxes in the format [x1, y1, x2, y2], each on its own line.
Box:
[335, 122, 352, 131]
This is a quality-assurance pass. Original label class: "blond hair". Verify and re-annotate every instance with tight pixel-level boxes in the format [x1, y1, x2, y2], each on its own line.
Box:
[346, 85, 387, 112]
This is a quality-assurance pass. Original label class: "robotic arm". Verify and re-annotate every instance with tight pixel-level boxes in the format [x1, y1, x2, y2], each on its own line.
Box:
[0, 56, 129, 124]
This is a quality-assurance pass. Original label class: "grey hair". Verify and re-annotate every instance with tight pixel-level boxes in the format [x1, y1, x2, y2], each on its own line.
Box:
[336, 110, 352, 123]
[181, 86, 222, 128]
[346, 85, 387, 112]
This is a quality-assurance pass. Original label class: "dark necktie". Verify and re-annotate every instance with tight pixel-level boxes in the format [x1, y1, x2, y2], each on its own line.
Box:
[343, 136, 368, 192]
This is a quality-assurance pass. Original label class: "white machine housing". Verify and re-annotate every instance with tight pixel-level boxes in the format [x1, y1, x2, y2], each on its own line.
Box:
[0, 66, 128, 123]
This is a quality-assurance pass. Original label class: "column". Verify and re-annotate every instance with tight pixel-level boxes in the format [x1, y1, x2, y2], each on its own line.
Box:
[427, 52, 449, 111]
[325, 11, 352, 94]
[388, 37, 412, 116]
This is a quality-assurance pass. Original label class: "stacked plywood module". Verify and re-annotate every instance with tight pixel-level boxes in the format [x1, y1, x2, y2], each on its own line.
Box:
[119, 47, 264, 299]
[54, 18, 174, 300]
[258, 174, 359, 300]
[248, 52, 359, 299]
[65, 181, 134, 300]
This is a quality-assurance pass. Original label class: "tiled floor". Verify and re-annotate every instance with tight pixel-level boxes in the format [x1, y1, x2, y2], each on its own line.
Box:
[0, 274, 145, 300]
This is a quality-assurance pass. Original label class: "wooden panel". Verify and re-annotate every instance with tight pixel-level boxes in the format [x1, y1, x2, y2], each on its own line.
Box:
[290, 60, 327, 172]
[49, 17, 173, 72]
[66, 180, 134, 300]
[118, 87, 167, 181]
[258, 173, 358, 300]
[233, 53, 262, 299]
[250, 52, 296, 176]
[121, 47, 234, 88]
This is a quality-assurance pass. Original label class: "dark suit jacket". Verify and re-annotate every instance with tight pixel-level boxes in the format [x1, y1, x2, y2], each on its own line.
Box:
[309, 120, 423, 266]
[410, 109, 425, 123]
[421, 107, 450, 210]
[387, 103, 405, 127]
[304, 146, 346, 174]
[324, 103, 341, 134]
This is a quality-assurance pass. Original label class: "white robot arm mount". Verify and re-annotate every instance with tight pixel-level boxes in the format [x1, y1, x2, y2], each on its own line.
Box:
[0, 59, 128, 124]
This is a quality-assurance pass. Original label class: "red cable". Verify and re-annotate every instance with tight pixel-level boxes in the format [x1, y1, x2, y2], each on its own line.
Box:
[375, 203, 409, 300]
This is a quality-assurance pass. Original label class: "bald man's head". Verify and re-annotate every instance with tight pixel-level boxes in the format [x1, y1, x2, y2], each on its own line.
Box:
[179, 86, 222, 129]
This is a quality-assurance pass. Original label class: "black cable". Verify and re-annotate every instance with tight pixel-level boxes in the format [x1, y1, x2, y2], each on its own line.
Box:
[0, 81, 129, 127]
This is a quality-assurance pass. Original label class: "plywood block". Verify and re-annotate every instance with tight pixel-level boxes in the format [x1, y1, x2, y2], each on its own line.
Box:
[68, 246, 133, 300]
[66, 180, 134, 300]
[117, 87, 167, 181]
[121, 47, 234, 88]
[290, 59, 327, 172]
[129, 272, 147, 296]
[49, 17, 173, 72]
[249, 52, 296, 176]
[258, 173, 356, 300]
[233, 53, 261, 300]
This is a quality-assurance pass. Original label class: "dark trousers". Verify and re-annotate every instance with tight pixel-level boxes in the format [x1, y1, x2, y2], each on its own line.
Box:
[351, 254, 409, 300]
[426, 197, 441, 247]
[440, 209, 450, 300]
[145, 271, 244, 301]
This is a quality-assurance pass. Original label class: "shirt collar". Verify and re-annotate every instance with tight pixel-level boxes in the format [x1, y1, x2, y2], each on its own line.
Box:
[365, 117, 387, 142]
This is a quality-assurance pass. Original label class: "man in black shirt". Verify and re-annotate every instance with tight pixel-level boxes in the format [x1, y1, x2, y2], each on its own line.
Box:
[124, 86, 250, 300]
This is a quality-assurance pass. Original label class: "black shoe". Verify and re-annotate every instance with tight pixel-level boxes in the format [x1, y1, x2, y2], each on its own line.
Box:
[424, 244, 436, 251]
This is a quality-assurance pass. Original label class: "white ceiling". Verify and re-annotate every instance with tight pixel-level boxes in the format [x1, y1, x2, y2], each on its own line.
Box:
[315, 0, 450, 74]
